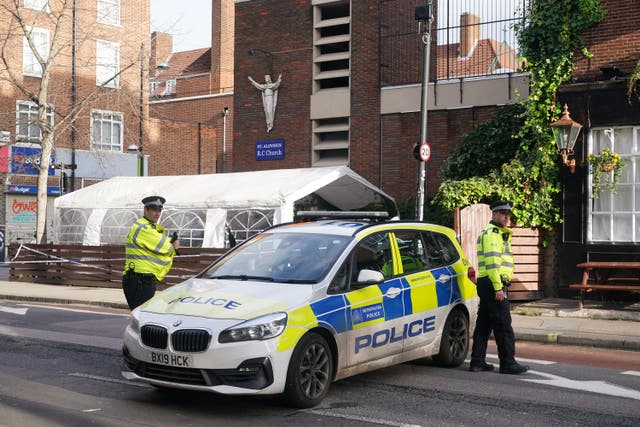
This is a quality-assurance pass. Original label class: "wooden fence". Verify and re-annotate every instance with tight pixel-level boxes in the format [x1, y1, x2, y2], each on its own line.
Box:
[456, 204, 543, 300]
[8, 244, 226, 289]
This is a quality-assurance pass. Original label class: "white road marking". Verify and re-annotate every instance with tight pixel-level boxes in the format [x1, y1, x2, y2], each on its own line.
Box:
[475, 354, 556, 365]
[18, 303, 128, 317]
[70, 372, 149, 388]
[524, 370, 640, 401]
[621, 371, 640, 377]
[82, 408, 101, 413]
[308, 409, 421, 427]
[0, 305, 28, 315]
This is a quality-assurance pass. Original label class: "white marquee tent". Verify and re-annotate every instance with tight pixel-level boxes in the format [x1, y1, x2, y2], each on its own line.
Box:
[53, 166, 398, 248]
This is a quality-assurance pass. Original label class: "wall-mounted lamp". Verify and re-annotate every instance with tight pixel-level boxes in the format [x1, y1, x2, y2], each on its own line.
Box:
[550, 104, 582, 174]
[127, 143, 144, 176]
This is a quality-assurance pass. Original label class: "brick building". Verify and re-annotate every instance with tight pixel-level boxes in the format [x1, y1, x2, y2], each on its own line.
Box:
[551, 0, 640, 292]
[232, 0, 528, 205]
[0, 0, 150, 244]
[147, 0, 234, 175]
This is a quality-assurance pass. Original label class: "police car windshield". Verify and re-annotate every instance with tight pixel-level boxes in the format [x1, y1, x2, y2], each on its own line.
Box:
[203, 232, 352, 284]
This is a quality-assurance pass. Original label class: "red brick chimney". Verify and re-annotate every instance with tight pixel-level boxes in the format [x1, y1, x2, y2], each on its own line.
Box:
[459, 12, 480, 58]
[211, 0, 235, 92]
[150, 31, 173, 74]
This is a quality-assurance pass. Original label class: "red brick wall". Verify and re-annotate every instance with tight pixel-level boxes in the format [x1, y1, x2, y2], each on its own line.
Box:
[233, 0, 313, 172]
[350, 1, 382, 187]
[146, 118, 216, 175]
[149, 93, 233, 173]
[573, 0, 640, 80]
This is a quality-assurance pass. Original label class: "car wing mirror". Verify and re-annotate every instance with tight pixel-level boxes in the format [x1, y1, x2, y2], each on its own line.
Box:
[353, 269, 384, 289]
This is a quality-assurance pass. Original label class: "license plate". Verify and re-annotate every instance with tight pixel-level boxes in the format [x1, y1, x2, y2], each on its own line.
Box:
[150, 351, 192, 368]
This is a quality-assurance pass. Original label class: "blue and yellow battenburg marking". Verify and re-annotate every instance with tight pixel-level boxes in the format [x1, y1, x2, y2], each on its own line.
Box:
[277, 266, 473, 353]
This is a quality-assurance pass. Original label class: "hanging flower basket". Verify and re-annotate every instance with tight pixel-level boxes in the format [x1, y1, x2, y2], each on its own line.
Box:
[588, 148, 624, 199]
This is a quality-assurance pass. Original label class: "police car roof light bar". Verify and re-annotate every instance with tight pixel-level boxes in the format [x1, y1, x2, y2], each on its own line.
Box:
[295, 211, 389, 222]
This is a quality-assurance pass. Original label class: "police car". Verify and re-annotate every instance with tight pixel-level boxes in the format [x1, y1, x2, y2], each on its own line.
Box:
[122, 212, 478, 408]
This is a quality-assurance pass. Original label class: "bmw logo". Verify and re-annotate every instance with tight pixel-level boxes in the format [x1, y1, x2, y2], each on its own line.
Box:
[173, 320, 182, 327]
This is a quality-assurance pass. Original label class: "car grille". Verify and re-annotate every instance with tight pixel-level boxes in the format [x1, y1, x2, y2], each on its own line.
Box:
[141, 325, 168, 349]
[171, 329, 211, 352]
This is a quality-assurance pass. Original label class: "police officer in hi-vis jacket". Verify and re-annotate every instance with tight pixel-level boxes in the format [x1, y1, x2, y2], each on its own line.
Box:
[122, 196, 179, 310]
[469, 201, 529, 375]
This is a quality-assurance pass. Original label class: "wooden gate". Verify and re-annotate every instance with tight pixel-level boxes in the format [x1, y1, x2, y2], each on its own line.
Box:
[456, 204, 543, 300]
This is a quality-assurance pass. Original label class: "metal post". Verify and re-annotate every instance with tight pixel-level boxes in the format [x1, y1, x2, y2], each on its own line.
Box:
[139, 43, 145, 176]
[416, 1, 433, 221]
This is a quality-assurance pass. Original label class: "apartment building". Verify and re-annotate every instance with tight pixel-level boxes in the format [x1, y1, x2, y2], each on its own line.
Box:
[0, 0, 150, 244]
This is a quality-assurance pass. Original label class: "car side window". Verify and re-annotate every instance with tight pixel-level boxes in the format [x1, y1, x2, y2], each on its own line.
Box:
[422, 231, 459, 267]
[394, 230, 428, 275]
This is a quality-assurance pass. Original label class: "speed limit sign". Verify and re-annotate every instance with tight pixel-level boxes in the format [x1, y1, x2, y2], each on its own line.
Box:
[419, 142, 431, 162]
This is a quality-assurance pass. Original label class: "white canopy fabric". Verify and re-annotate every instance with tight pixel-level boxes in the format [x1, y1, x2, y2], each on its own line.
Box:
[53, 166, 398, 248]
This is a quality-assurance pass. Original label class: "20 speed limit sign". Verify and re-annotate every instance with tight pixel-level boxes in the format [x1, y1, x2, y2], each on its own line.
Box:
[419, 142, 431, 162]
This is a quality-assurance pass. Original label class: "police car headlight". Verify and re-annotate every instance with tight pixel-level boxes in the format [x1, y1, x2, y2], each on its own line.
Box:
[218, 312, 287, 343]
[128, 311, 140, 334]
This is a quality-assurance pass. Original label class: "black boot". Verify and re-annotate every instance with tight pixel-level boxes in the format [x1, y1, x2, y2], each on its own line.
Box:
[499, 362, 529, 374]
[469, 361, 495, 372]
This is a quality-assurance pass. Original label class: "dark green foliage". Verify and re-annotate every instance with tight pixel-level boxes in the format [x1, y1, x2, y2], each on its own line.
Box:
[442, 104, 527, 180]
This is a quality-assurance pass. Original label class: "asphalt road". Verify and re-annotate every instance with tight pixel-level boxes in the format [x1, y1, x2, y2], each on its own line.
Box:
[0, 302, 639, 426]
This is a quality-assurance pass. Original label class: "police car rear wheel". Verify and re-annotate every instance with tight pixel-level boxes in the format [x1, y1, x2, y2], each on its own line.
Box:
[284, 332, 333, 408]
[432, 308, 468, 367]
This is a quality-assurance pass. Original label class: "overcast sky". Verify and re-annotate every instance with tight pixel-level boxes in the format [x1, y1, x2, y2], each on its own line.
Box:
[150, 0, 212, 52]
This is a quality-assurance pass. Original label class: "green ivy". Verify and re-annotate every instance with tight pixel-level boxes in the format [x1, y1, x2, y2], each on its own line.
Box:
[433, 0, 605, 230]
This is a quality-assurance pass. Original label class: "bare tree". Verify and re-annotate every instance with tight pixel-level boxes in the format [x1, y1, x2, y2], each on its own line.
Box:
[0, 0, 147, 243]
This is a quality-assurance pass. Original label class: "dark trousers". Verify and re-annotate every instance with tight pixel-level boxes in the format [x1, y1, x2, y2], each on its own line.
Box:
[122, 271, 157, 310]
[471, 276, 516, 366]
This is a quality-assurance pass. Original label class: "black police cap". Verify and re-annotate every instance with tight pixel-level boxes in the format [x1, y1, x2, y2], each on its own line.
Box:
[142, 196, 166, 209]
[490, 200, 512, 212]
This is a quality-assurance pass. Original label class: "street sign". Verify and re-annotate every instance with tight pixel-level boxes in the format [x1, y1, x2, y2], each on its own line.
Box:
[419, 142, 431, 162]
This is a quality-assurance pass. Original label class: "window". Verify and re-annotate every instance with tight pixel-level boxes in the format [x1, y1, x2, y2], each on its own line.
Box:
[24, 0, 49, 11]
[589, 127, 640, 243]
[91, 110, 123, 152]
[16, 101, 53, 143]
[96, 40, 120, 87]
[163, 79, 176, 95]
[97, 0, 120, 26]
[23, 27, 49, 77]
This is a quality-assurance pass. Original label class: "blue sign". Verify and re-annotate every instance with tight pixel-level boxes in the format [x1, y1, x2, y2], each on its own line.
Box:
[6, 184, 61, 196]
[256, 139, 284, 160]
[11, 146, 55, 175]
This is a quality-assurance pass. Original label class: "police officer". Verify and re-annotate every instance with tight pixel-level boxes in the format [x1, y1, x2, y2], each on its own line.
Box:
[469, 201, 529, 375]
[122, 196, 180, 310]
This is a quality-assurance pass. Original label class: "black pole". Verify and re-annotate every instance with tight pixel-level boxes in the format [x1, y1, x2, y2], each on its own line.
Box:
[70, 0, 77, 191]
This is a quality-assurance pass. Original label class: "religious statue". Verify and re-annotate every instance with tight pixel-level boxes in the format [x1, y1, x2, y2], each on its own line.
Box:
[248, 73, 282, 132]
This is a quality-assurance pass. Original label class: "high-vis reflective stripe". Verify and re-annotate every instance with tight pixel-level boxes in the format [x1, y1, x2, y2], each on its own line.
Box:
[476, 223, 513, 290]
[123, 217, 175, 281]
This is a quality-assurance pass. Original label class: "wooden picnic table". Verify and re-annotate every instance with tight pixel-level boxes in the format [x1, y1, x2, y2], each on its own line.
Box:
[569, 261, 640, 310]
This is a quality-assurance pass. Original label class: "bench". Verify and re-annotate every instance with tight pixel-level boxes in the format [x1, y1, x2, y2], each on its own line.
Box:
[570, 261, 640, 310]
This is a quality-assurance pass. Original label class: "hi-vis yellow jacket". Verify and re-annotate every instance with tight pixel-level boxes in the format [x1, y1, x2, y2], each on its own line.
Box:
[123, 217, 175, 281]
[476, 222, 514, 291]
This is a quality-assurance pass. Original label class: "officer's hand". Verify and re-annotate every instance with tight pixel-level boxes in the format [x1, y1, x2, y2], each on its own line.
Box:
[173, 240, 180, 250]
[494, 289, 505, 302]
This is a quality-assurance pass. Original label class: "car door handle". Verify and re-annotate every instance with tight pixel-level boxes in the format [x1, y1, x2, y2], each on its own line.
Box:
[385, 287, 401, 298]
[437, 274, 451, 283]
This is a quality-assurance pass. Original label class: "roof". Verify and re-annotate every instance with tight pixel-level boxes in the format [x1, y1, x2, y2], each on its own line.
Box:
[54, 166, 398, 217]
[436, 38, 519, 79]
[151, 48, 211, 97]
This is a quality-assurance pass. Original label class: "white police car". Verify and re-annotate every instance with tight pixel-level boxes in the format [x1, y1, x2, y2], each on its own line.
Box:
[122, 212, 478, 408]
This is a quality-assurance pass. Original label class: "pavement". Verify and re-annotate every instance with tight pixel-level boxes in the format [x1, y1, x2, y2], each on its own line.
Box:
[0, 279, 639, 352]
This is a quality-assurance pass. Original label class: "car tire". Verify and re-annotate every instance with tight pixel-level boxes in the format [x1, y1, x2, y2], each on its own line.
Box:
[283, 332, 333, 408]
[432, 308, 469, 367]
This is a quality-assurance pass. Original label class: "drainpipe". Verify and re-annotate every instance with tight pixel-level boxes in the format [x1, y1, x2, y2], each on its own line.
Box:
[222, 107, 229, 173]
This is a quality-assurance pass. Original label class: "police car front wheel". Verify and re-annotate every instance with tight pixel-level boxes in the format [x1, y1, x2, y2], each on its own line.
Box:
[284, 332, 333, 408]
